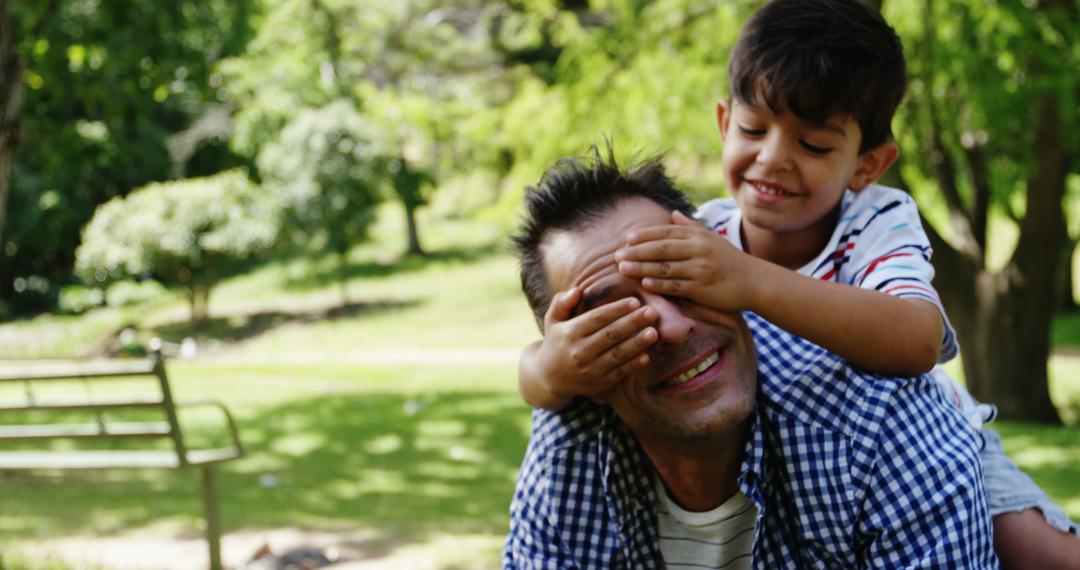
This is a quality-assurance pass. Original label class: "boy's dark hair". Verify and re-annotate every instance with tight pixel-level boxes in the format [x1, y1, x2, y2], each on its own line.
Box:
[512, 145, 695, 331]
[728, 0, 906, 152]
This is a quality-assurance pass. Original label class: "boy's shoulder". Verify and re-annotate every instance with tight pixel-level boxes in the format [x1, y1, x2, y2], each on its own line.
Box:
[845, 183, 919, 214]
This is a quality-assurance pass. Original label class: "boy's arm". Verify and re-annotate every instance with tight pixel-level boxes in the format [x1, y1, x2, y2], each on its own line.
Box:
[742, 262, 943, 375]
[617, 212, 942, 375]
[519, 287, 659, 410]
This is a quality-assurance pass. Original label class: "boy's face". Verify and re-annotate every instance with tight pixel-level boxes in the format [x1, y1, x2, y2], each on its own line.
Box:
[717, 98, 897, 241]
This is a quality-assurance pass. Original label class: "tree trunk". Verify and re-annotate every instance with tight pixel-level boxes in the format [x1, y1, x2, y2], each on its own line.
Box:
[0, 0, 24, 241]
[930, 91, 1067, 425]
[1056, 238, 1078, 314]
[958, 271, 1061, 423]
[404, 202, 424, 256]
[337, 247, 349, 306]
[187, 285, 200, 328]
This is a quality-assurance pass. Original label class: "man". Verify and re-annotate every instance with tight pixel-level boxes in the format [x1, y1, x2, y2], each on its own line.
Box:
[504, 149, 997, 568]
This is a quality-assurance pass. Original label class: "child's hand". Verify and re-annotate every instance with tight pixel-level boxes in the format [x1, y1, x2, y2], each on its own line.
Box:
[615, 211, 760, 312]
[533, 286, 659, 402]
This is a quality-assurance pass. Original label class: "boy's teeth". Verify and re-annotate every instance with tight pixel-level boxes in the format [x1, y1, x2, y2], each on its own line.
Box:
[752, 181, 789, 196]
[670, 351, 720, 385]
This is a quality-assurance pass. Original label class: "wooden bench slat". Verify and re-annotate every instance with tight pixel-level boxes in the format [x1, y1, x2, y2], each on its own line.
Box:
[0, 397, 166, 412]
[0, 422, 172, 440]
[0, 361, 157, 383]
[0, 448, 242, 469]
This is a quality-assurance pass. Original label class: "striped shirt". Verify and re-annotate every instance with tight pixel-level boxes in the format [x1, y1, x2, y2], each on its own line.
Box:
[503, 313, 998, 569]
[654, 476, 755, 570]
[696, 184, 959, 363]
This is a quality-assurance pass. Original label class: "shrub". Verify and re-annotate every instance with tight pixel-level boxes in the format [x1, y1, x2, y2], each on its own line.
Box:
[75, 169, 280, 325]
[57, 285, 106, 314]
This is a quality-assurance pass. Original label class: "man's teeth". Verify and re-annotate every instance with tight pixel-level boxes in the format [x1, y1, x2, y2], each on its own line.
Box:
[669, 352, 720, 385]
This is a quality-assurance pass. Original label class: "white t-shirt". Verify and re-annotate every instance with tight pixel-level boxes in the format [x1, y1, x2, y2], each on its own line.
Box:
[653, 474, 757, 570]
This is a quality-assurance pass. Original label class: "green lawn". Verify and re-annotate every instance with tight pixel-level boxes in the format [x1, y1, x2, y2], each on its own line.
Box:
[1, 205, 1078, 568]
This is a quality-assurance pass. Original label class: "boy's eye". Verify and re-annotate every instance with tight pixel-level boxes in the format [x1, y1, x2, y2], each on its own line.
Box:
[737, 125, 765, 136]
[800, 140, 833, 155]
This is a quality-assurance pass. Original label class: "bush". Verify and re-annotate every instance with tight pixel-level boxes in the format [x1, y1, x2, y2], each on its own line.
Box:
[57, 285, 105, 314]
[106, 279, 169, 307]
[75, 169, 280, 324]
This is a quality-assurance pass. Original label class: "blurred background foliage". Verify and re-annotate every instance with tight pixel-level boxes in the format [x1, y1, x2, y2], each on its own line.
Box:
[0, 0, 1077, 414]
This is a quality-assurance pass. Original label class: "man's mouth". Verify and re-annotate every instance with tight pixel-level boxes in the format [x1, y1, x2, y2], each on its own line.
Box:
[654, 348, 725, 391]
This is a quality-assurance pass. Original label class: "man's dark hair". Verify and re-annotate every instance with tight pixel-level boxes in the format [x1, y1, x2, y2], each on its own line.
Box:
[728, 0, 907, 152]
[512, 146, 695, 330]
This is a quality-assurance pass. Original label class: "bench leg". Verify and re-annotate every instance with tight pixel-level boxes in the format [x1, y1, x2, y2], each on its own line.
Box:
[200, 466, 223, 570]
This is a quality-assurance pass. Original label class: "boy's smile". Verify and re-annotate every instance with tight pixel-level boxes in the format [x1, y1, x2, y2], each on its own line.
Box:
[717, 98, 897, 268]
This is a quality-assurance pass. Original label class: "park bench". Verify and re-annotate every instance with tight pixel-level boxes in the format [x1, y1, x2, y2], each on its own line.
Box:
[0, 352, 243, 570]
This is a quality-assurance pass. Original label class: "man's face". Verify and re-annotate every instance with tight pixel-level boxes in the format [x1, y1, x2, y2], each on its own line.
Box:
[541, 197, 758, 443]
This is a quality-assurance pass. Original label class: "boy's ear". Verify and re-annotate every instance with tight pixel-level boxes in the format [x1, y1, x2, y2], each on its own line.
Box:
[849, 141, 899, 191]
[716, 100, 731, 141]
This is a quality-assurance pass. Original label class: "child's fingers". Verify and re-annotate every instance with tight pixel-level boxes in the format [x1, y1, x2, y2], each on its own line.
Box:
[574, 304, 656, 360]
[670, 210, 700, 227]
[570, 297, 644, 337]
[624, 224, 694, 245]
[594, 327, 657, 378]
[615, 240, 695, 263]
[545, 286, 582, 324]
[641, 276, 696, 296]
[618, 259, 694, 279]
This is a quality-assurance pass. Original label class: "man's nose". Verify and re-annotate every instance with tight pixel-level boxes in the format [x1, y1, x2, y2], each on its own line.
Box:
[642, 292, 694, 345]
[756, 133, 792, 171]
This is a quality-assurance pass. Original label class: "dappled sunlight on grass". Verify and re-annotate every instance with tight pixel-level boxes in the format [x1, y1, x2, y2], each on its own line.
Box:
[0, 387, 532, 543]
[994, 421, 1080, 520]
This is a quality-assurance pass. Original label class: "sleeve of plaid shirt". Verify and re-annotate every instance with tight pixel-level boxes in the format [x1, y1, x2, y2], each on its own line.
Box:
[503, 405, 618, 570]
[503, 439, 565, 570]
[856, 377, 998, 568]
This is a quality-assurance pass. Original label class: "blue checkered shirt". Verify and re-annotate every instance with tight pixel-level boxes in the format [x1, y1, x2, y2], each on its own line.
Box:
[504, 313, 997, 569]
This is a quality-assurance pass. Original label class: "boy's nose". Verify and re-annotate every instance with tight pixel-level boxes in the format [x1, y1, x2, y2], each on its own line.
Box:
[642, 291, 694, 345]
[756, 135, 793, 171]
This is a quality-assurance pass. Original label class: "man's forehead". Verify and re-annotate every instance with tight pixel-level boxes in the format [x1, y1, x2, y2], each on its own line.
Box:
[542, 198, 671, 293]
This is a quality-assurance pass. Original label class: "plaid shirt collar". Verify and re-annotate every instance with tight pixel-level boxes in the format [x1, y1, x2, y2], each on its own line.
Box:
[593, 397, 769, 567]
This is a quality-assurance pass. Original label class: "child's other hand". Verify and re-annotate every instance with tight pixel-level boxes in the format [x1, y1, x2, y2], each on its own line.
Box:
[616, 211, 759, 312]
[536, 286, 659, 401]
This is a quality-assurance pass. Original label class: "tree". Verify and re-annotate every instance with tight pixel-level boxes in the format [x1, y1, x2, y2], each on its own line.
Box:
[222, 0, 514, 256]
[75, 169, 278, 325]
[1, 0, 253, 316]
[256, 100, 391, 303]
[885, 0, 1078, 422]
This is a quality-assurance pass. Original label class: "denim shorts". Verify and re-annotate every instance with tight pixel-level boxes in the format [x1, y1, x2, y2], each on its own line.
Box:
[980, 427, 1078, 535]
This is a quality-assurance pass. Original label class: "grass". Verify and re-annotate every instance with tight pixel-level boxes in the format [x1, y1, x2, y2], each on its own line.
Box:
[0, 203, 1079, 568]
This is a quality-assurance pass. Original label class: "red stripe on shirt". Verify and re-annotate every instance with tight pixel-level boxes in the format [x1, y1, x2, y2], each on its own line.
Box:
[883, 284, 938, 298]
[864, 252, 913, 275]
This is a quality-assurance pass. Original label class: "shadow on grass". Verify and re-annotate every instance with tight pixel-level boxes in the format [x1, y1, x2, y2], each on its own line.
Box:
[283, 244, 504, 292]
[0, 390, 531, 565]
[146, 300, 421, 346]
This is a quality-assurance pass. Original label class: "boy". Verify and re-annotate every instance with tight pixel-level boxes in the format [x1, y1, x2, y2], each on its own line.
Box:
[518, 0, 1079, 565]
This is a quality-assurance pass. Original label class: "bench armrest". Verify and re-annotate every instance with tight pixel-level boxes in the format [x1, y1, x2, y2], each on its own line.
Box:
[174, 399, 245, 457]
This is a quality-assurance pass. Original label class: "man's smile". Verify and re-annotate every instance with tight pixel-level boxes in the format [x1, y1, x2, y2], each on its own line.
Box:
[652, 346, 729, 395]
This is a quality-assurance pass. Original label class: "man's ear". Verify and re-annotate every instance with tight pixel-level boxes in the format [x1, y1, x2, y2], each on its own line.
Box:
[716, 100, 731, 142]
[849, 141, 899, 191]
